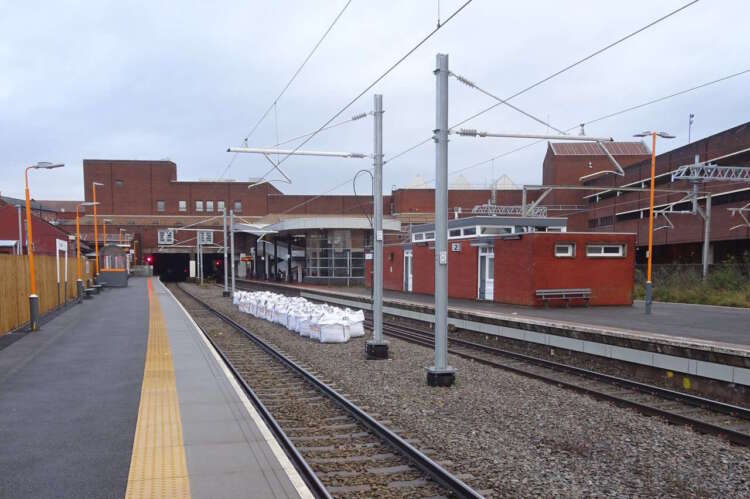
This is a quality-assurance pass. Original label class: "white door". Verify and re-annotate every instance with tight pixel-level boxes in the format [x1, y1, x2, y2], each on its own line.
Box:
[478, 247, 494, 300]
[404, 250, 413, 292]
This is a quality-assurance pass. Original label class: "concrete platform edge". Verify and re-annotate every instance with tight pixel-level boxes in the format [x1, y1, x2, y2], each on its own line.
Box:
[157, 279, 314, 499]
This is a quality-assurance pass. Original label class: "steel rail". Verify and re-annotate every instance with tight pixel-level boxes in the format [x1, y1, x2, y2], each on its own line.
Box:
[176, 284, 483, 499]
[369, 319, 750, 446]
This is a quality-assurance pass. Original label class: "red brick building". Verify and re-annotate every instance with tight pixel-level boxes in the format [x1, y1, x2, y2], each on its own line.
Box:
[366, 216, 635, 306]
[568, 122, 750, 263]
[0, 201, 75, 256]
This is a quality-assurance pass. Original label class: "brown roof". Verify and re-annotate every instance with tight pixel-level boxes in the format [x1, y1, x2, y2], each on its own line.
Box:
[549, 141, 650, 156]
[36, 200, 84, 212]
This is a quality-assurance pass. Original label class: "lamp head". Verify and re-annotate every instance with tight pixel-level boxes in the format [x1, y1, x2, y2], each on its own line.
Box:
[633, 131, 652, 138]
[92, 181, 104, 187]
[34, 162, 64, 169]
[656, 132, 675, 139]
[79, 201, 100, 207]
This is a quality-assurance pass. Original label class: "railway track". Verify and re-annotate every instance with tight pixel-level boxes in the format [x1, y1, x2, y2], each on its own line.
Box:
[367, 317, 750, 446]
[228, 279, 750, 445]
[170, 283, 482, 499]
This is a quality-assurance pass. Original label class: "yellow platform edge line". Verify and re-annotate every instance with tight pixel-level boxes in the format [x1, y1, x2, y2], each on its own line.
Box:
[125, 279, 191, 499]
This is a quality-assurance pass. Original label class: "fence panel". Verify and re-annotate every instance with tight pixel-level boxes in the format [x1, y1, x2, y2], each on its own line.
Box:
[0, 254, 94, 335]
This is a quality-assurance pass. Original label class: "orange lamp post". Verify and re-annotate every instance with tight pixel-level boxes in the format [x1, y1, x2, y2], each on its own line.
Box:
[102, 219, 112, 268]
[92, 182, 104, 276]
[24, 162, 64, 331]
[633, 131, 675, 315]
[75, 201, 99, 300]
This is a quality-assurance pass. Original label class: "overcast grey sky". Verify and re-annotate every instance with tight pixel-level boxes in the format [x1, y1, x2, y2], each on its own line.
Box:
[1, 0, 748, 201]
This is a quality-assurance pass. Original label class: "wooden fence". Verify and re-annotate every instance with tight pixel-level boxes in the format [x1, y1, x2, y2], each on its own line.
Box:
[0, 254, 94, 334]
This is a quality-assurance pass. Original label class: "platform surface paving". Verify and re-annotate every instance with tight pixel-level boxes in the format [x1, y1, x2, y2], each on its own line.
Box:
[0, 277, 309, 499]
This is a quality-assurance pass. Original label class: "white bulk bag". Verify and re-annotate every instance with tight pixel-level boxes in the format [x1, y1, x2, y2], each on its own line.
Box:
[299, 314, 314, 337]
[318, 313, 350, 343]
[343, 309, 365, 337]
[309, 312, 324, 341]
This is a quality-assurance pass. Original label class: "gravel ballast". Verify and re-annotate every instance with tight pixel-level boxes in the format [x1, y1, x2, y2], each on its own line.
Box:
[184, 283, 750, 497]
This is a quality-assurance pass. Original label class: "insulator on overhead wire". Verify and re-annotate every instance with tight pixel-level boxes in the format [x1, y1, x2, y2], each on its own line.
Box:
[453, 73, 476, 88]
[351, 112, 368, 121]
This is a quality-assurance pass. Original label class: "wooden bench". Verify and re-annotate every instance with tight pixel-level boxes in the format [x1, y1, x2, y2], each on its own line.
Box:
[535, 288, 591, 307]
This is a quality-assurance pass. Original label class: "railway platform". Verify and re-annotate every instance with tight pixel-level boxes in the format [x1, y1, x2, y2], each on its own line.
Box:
[234, 278, 750, 390]
[0, 277, 310, 499]
[235, 278, 750, 346]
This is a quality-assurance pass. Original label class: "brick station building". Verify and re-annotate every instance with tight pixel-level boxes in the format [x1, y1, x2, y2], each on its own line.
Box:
[11, 119, 744, 297]
[366, 216, 635, 307]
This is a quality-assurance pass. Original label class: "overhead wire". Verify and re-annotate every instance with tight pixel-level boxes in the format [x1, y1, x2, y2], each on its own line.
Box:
[384, 0, 700, 168]
[219, 0, 354, 178]
[268, 0, 474, 171]
[444, 67, 750, 181]
[266, 0, 475, 215]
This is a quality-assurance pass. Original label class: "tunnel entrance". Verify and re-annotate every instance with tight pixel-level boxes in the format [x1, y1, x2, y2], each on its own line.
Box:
[154, 253, 190, 282]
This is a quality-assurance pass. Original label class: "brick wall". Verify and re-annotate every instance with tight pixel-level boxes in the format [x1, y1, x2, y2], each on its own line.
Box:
[366, 232, 635, 307]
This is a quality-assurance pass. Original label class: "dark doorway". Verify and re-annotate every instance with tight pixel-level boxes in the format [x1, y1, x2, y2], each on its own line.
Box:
[154, 253, 190, 282]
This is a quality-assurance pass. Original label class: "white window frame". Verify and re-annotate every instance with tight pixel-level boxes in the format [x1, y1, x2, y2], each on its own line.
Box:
[156, 200, 165, 212]
[198, 230, 213, 244]
[178, 200, 187, 212]
[234, 201, 242, 213]
[206, 200, 214, 212]
[195, 200, 204, 212]
[462, 226, 477, 237]
[586, 244, 625, 258]
[158, 229, 174, 245]
[554, 243, 575, 258]
[217, 200, 225, 212]
[448, 229, 462, 239]
[413, 233, 424, 242]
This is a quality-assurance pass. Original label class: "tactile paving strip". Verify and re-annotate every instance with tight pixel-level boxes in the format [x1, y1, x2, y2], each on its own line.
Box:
[125, 280, 191, 499]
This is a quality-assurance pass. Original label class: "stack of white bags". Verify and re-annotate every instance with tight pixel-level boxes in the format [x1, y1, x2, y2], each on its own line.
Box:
[233, 291, 365, 343]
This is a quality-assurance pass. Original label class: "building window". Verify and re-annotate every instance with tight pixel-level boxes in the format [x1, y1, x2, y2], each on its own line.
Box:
[462, 227, 476, 236]
[198, 231, 213, 244]
[449, 229, 461, 239]
[178, 200, 187, 212]
[586, 244, 625, 258]
[115, 179, 124, 188]
[413, 233, 424, 242]
[195, 200, 204, 212]
[206, 200, 214, 212]
[234, 201, 242, 213]
[156, 200, 165, 212]
[554, 243, 575, 258]
[598, 215, 614, 227]
[217, 200, 225, 212]
[158, 229, 174, 245]
[424, 231, 435, 241]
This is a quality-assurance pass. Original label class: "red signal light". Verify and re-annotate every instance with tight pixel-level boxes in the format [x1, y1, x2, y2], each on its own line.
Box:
[145, 255, 153, 264]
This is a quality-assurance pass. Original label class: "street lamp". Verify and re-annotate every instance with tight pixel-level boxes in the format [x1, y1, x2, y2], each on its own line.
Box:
[92, 182, 104, 277]
[633, 131, 675, 315]
[24, 161, 64, 331]
[102, 219, 112, 268]
[76, 201, 99, 300]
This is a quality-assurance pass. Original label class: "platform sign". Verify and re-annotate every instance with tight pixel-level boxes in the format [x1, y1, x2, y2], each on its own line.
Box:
[55, 239, 68, 307]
